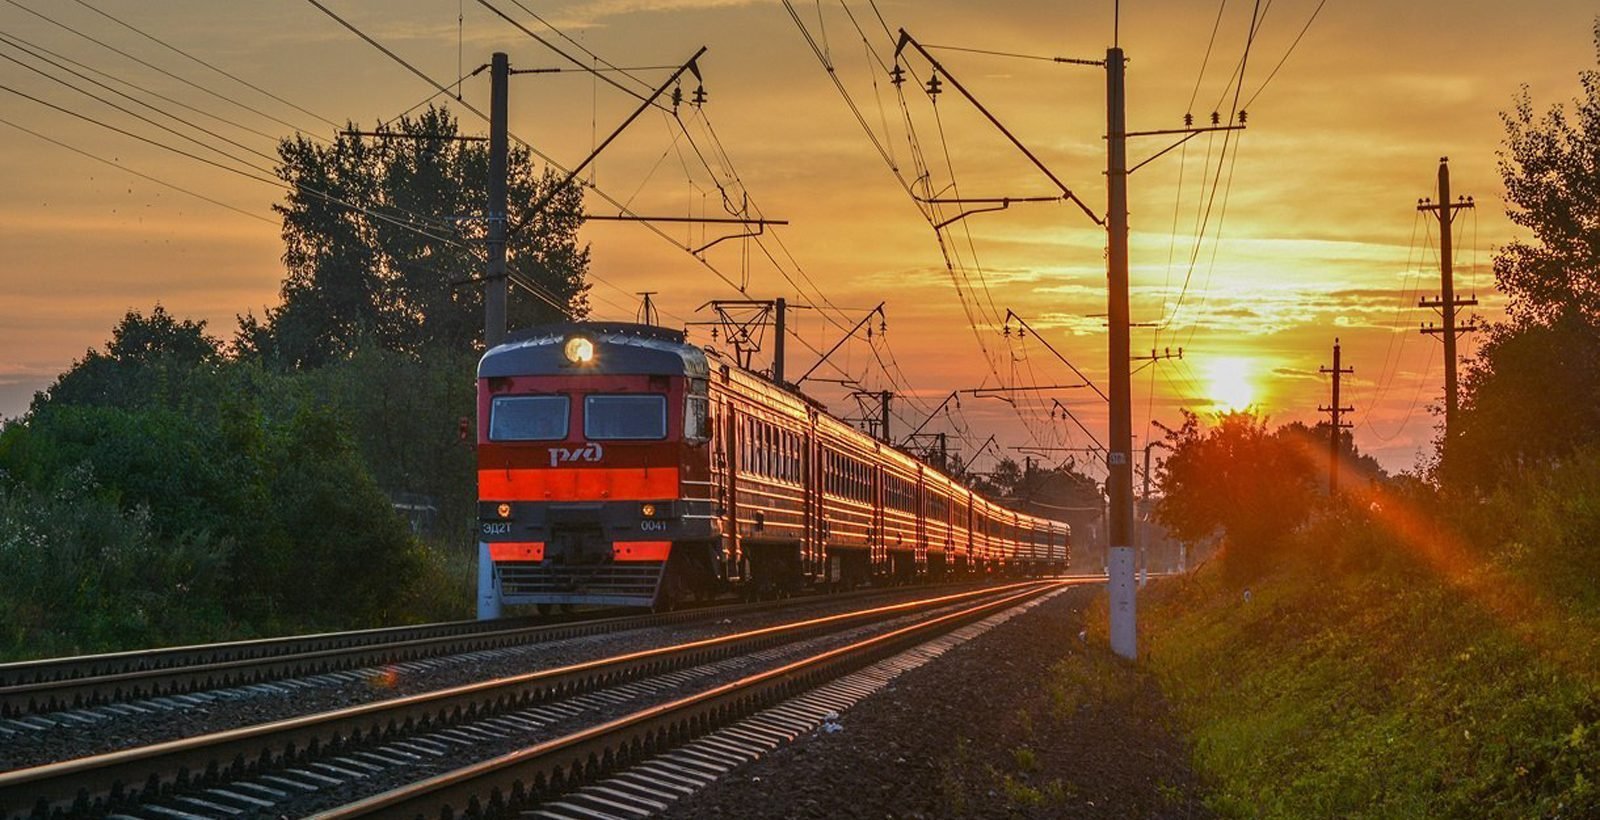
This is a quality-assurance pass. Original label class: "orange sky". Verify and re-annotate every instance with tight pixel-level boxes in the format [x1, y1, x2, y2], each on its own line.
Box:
[1, 0, 1595, 474]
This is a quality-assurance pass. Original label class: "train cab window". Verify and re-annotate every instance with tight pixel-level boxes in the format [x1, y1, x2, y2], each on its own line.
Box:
[489, 395, 569, 441]
[584, 394, 668, 440]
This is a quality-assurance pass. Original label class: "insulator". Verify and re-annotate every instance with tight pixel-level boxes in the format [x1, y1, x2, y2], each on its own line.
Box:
[1210, 111, 1220, 125]
[671, 86, 683, 109]
[710, 327, 718, 341]
[880, 318, 887, 334]
[1184, 112, 1194, 127]
[890, 63, 906, 87]
[1237, 109, 1248, 124]
[1002, 324, 1011, 337]
[926, 72, 943, 97]
[1018, 327, 1027, 338]
[692, 85, 707, 106]
[866, 325, 873, 339]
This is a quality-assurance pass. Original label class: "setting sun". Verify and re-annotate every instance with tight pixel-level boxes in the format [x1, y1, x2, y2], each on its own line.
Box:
[1202, 357, 1259, 412]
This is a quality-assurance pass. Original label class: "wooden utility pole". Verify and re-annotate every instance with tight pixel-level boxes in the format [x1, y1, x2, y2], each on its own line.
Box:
[1417, 157, 1477, 443]
[1319, 338, 1354, 494]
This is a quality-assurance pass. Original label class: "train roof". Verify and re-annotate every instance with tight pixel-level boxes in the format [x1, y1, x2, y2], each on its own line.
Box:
[480, 322, 708, 379]
[482, 322, 1068, 532]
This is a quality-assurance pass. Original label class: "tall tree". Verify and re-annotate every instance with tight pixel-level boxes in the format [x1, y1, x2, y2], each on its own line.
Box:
[1495, 22, 1600, 327]
[1450, 23, 1600, 487]
[239, 107, 589, 366]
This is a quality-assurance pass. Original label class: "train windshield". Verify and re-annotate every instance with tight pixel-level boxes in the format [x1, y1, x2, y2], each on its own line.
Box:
[489, 395, 569, 441]
[585, 394, 668, 440]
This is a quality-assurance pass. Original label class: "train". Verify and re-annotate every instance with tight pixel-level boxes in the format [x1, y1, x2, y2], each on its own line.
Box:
[474, 322, 1070, 615]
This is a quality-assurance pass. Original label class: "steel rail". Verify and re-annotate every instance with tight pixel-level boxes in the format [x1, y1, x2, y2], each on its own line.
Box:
[0, 616, 543, 688]
[0, 582, 1044, 819]
[0, 582, 985, 718]
[315, 581, 1067, 818]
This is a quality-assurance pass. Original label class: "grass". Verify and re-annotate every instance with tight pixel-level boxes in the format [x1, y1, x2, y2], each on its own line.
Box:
[1130, 545, 1600, 818]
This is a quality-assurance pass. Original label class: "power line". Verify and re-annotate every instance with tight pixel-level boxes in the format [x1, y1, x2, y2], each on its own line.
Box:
[71, 0, 342, 131]
[0, 29, 284, 145]
[3, 0, 328, 142]
[0, 113, 274, 225]
[1242, 0, 1328, 109]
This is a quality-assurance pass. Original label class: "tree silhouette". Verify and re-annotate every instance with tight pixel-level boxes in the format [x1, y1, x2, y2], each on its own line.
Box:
[238, 106, 589, 366]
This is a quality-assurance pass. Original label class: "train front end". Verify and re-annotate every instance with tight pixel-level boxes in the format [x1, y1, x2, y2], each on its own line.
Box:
[475, 323, 713, 614]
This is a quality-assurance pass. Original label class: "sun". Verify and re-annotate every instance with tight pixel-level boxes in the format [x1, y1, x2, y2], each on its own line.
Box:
[1202, 357, 1259, 411]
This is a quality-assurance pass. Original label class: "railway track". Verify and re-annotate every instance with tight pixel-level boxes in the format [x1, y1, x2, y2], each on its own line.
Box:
[0, 584, 981, 720]
[0, 581, 1071, 819]
[316, 581, 1071, 819]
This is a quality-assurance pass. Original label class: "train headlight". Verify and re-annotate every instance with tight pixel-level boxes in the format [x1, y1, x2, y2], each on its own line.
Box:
[563, 336, 595, 365]
[497, 503, 512, 518]
[641, 503, 657, 518]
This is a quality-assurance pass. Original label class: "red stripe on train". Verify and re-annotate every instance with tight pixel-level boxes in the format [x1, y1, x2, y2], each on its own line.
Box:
[478, 467, 679, 500]
[613, 541, 671, 561]
[489, 542, 544, 561]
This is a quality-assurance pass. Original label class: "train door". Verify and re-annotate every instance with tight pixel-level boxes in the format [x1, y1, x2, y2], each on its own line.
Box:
[803, 411, 819, 582]
[915, 467, 927, 576]
[723, 403, 741, 583]
[872, 463, 886, 576]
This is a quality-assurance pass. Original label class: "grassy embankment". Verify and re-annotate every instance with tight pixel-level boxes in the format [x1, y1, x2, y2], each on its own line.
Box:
[1114, 464, 1600, 817]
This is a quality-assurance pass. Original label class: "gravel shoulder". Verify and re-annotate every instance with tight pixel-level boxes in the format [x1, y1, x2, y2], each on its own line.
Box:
[659, 584, 1210, 819]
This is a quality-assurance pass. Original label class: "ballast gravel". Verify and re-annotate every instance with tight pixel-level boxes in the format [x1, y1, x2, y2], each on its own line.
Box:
[657, 585, 1210, 819]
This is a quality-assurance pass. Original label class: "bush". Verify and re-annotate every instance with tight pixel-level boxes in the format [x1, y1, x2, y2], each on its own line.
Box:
[0, 472, 235, 657]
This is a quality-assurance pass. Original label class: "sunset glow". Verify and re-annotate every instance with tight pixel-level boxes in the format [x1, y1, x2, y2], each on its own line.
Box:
[1202, 357, 1259, 412]
[2, 0, 1595, 475]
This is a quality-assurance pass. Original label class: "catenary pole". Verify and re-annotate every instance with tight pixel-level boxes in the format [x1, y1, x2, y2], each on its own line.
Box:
[479, 52, 510, 621]
[485, 52, 509, 350]
[1105, 45, 1137, 660]
[774, 297, 787, 384]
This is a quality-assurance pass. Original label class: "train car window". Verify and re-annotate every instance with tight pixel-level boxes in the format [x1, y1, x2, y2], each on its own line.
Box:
[489, 395, 569, 441]
[584, 394, 668, 440]
[782, 432, 794, 481]
[685, 379, 710, 443]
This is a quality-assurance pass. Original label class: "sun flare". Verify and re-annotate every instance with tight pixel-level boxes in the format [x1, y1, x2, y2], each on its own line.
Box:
[1203, 357, 1259, 411]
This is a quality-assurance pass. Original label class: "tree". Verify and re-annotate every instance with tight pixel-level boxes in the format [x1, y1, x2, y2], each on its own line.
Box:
[1155, 411, 1320, 578]
[239, 107, 590, 365]
[1449, 23, 1600, 487]
[1451, 315, 1600, 488]
[1495, 21, 1600, 328]
[40, 305, 221, 411]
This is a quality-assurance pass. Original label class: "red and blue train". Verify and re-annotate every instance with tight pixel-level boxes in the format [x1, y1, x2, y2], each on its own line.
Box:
[474, 322, 1069, 615]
